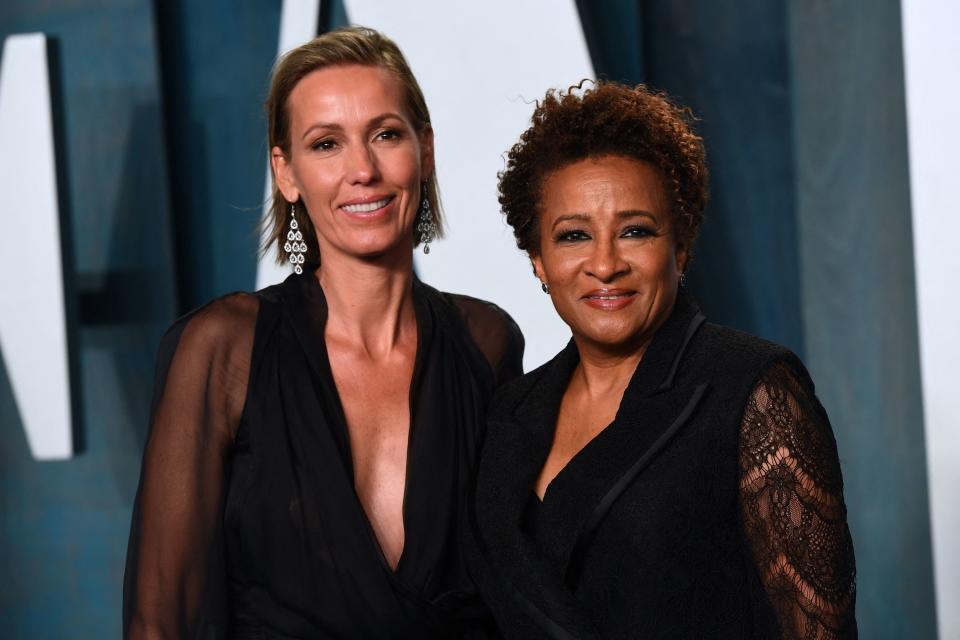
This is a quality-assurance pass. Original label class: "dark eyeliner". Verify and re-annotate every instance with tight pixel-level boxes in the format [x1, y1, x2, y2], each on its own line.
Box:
[554, 228, 590, 243]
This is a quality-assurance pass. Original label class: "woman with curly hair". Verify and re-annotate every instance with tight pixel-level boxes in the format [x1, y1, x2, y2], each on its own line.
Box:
[468, 82, 857, 639]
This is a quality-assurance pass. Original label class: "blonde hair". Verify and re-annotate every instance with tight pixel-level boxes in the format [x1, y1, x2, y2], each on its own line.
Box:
[262, 26, 443, 264]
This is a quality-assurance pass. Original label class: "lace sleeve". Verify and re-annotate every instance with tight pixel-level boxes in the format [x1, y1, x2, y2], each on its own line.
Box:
[738, 362, 857, 639]
[448, 294, 525, 385]
[123, 294, 257, 639]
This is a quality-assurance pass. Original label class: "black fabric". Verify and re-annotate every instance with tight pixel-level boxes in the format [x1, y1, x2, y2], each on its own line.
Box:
[123, 270, 523, 639]
[469, 291, 856, 639]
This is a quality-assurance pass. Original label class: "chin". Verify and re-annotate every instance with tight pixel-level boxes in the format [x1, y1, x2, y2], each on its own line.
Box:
[344, 232, 412, 260]
[570, 321, 641, 352]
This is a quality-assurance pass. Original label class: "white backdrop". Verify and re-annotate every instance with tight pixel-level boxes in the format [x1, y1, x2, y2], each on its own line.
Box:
[901, 2, 960, 637]
[258, 0, 594, 370]
[0, 33, 72, 460]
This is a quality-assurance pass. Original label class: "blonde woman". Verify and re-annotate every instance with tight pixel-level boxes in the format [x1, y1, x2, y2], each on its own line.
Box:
[124, 27, 522, 638]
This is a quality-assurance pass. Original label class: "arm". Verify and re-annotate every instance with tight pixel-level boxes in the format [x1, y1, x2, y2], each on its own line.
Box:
[738, 362, 857, 639]
[123, 295, 256, 639]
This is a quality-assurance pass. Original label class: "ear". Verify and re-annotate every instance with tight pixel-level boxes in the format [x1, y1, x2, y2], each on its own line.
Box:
[271, 146, 300, 203]
[675, 239, 689, 275]
[419, 124, 435, 180]
[531, 253, 546, 285]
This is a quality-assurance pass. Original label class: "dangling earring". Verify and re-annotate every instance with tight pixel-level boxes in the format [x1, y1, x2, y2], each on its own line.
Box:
[541, 281, 550, 294]
[284, 203, 306, 275]
[416, 183, 437, 254]
[679, 272, 687, 288]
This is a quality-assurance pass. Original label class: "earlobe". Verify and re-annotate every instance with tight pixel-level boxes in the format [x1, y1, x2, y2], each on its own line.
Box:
[271, 146, 300, 202]
[531, 254, 546, 282]
[675, 242, 689, 274]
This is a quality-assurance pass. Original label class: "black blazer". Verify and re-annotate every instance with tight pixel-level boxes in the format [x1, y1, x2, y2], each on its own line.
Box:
[468, 292, 856, 639]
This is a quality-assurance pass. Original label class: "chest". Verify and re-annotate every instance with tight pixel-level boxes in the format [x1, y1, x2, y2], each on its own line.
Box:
[325, 344, 416, 482]
[537, 386, 621, 499]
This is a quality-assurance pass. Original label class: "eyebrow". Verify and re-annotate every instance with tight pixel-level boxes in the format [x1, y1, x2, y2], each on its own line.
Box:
[300, 112, 408, 141]
[551, 209, 657, 230]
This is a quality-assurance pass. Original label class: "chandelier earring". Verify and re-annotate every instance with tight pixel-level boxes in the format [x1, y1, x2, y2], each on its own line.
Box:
[416, 183, 437, 254]
[284, 203, 307, 275]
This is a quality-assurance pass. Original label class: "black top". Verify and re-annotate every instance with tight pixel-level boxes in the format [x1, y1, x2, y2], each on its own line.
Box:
[123, 271, 524, 639]
[469, 291, 856, 639]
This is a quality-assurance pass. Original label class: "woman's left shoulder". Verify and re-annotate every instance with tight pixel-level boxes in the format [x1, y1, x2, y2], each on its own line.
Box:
[420, 283, 525, 384]
[691, 322, 813, 388]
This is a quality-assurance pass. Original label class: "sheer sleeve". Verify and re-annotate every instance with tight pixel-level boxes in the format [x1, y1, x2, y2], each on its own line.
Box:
[738, 362, 857, 639]
[449, 294, 525, 385]
[123, 293, 257, 639]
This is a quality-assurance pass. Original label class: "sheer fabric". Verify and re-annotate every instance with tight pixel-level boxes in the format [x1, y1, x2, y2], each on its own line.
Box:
[124, 294, 256, 638]
[739, 363, 857, 639]
[123, 275, 523, 639]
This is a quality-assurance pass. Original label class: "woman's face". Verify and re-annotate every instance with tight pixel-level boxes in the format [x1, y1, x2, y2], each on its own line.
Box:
[532, 155, 687, 355]
[272, 64, 433, 260]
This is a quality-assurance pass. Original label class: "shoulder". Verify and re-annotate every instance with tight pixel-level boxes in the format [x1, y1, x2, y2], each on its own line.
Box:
[690, 322, 809, 384]
[696, 322, 793, 361]
[160, 292, 260, 364]
[421, 284, 522, 338]
[421, 283, 526, 383]
[444, 292, 523, 344]
[486, 350, 559, 420]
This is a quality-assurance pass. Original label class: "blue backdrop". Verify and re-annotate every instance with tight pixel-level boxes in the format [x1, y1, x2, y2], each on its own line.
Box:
[0, 0, 936, 636]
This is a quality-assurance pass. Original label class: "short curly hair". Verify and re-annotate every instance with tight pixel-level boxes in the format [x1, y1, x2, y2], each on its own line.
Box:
[498, 81, 708, 257]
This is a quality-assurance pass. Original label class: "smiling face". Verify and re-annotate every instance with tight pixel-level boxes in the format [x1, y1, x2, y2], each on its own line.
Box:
[532, 155, 688, 356]
[271, 64, 433, 261]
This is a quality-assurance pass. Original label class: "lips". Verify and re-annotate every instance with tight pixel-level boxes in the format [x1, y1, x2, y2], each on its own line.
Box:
[339, 195, 395, 215]
[581, 289, 637, 310]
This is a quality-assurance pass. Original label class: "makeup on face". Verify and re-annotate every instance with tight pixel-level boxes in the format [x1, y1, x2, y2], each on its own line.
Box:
[274, 64, 432, 260]
[533, 155, 686, 353]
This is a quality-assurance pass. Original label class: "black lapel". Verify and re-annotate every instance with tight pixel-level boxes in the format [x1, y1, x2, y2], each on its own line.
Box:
[557, 290, 708, 587]
[564, 382, 710, 587]
[474, 342, 601, 639]
[474, 291, 709, 635]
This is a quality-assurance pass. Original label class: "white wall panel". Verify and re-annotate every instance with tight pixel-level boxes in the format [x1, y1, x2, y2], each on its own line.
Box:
[901, 2, 960, 637]
[342, 0, 593, 369]
[0, 33, 73, 459]
[256, 0, 322, 290]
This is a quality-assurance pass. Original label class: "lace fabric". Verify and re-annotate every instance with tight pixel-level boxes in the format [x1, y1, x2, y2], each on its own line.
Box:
[739, 362, 857, 639]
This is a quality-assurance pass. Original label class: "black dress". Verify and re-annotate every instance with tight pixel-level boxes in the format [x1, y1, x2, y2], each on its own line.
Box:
[469, 291, 856, 639]
[123, 271, 524, 639]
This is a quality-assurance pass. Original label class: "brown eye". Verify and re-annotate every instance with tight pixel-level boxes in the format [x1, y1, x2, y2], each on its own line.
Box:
[311, 138, 337, 152]
[376, 128, 403, 141]
[554, 229, 590, 243]
[621, 225, 655, 239]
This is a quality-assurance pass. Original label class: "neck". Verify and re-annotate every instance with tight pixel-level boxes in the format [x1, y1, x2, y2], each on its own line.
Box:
[316, 247, 416, 356]
[571, 338, 650, 400]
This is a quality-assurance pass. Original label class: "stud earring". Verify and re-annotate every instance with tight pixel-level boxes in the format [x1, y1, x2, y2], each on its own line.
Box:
[416, 183, 437, 254]
[284, 204, 307, 275]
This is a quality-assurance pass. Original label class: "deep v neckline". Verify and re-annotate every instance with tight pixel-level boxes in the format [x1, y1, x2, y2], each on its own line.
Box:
[305, 274, 429, 576]
[534, 359, 635, 505]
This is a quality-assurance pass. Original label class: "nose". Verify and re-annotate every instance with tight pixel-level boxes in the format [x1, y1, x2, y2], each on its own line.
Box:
[346, 142, 380, 185]
[584, 237, 629, 283]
